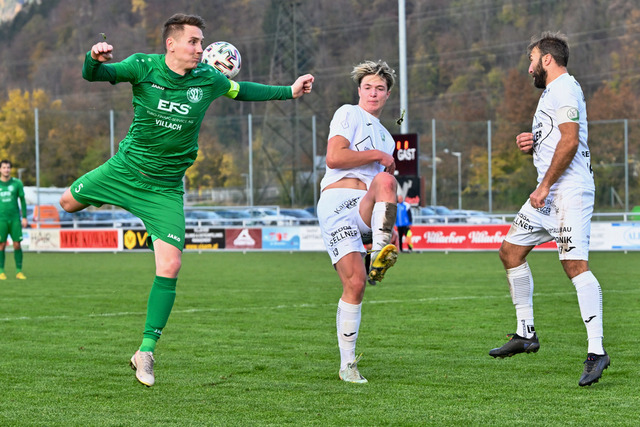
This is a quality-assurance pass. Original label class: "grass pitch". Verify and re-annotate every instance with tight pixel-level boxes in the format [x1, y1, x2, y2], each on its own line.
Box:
[1, 250, 639, 426]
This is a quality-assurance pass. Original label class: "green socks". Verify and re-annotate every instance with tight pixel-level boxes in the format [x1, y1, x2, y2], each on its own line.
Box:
[14, 248, 23, 272]
[140, 276, 177, 352]
[0, 248, 24, 273]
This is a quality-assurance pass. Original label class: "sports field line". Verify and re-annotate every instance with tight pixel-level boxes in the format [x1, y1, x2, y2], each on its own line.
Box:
[0, 288, 636, 323]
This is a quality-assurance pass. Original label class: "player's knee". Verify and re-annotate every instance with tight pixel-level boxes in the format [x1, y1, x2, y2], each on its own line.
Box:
[59, 192, 76, 213]
[165, 258, 182, 277]
[343, 276, 366, 301]
[498, 242, 523, 268]
[377, 172, 397, 190]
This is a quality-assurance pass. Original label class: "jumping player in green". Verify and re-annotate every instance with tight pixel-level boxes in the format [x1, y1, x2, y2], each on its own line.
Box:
[0, 160, 28, 280]
[59, 13, 314, 387]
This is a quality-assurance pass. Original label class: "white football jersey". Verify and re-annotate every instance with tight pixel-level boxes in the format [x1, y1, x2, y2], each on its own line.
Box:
[320, 104, 395, 191]
[531, 73, 594, 190]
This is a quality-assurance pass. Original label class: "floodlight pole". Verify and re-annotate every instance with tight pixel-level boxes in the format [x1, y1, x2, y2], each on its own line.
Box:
[398, 0, 408, 133]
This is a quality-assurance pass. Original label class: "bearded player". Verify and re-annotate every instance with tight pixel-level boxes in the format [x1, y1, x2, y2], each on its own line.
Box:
[489, 32, 608, 387]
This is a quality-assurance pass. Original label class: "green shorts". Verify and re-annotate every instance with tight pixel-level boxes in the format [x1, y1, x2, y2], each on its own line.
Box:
[0, 218, 23, 243]
[70, 154, 186, 251]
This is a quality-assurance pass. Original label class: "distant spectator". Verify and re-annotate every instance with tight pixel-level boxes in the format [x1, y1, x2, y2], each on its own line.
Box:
[395, 195, 413, 252]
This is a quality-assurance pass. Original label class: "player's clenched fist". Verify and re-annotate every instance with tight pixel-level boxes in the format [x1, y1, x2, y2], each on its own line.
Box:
[91, 42, 113, 62]
[515, 132, 534, 154]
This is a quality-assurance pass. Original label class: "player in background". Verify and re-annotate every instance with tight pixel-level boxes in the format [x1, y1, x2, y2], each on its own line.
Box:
[317, 60, 398, 383]
[395, 194, 413, 252]
[489, 32, 609, 387]
[0, 160, 28, 280]
[59, 13, 313, 387]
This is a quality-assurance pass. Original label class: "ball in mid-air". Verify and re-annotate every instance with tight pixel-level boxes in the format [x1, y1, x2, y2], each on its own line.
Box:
[201, 41, 242, 79]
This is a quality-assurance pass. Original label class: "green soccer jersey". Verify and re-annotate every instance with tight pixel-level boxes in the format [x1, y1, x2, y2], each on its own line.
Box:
[0, 178, 26, 221]
[85, 53, 233, 182]
[83, 52, 293, 183]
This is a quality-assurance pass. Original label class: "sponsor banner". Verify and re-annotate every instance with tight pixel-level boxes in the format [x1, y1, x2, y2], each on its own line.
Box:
[123, 228, 149, 251]
[225, 228, 262, 250]
[28, 228, 61, 251]
[590, 222, 640, 250]
[262, 227, 300, 250]
[410, 224, 557, 251]
[184, 227, 225, 250]
[60, 229, 120, 250]
[299, 226, 325, 251]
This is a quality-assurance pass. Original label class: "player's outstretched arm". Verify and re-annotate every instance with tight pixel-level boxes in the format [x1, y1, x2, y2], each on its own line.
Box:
[291, 74, 314, 99]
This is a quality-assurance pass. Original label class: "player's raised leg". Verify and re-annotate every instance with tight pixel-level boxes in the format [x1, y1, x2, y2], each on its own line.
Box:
[130, 239, 181, 387]
[360, 173, 398, 283]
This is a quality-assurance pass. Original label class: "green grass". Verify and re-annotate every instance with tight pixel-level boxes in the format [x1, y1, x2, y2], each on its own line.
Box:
[1, 251, 639, 426]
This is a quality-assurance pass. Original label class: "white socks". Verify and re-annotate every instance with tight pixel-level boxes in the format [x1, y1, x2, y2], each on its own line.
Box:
[336, 299, 361, 370]
[572, 271, 604, 355]
[506, 263, 604, 354]
[371, 202, 397, 253]
[506, 262, 535, 339]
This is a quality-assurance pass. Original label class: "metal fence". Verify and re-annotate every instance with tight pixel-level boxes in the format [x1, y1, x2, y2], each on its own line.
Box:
[22, 109, 640, 214]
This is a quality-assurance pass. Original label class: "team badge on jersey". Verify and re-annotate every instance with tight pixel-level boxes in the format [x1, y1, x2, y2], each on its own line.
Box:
[186, 87, 203, 103]
[567, 107, 579, 121]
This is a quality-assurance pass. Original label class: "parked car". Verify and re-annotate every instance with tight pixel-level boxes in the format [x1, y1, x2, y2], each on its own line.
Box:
[214, 209, 254, 226]
[280, 208, 318, 225]
[244, 207, 297, 226]
[451, 209, 504, 224]
[78, 210, 144, 228]
[425, 205, 458, 222]
[184, 210, 223, 227]
[58, 210, 94, 228]
[415, 206, 444, 224]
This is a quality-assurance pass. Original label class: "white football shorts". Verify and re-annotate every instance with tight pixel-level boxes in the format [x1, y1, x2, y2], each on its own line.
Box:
[505, 186, 594, 260]
[317, 188, 371, 265]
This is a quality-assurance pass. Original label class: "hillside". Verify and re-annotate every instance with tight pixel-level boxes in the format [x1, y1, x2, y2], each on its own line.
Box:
[0, 0, 33, 23]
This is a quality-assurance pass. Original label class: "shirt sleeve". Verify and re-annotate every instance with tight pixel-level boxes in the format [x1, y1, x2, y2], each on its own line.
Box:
[328, 105, 355, 141]
[552, 83, 581, 125]
[229, 81, 293, 101]
[17, 182, 27, 219]
[82, 51, 117, 83]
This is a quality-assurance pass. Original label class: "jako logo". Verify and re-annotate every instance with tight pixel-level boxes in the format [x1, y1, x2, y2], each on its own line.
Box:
[74, 183, 84, 193]
[157, 100, 191, 115]
[624, 229, 640, 243]
[167, 234, 181, 242]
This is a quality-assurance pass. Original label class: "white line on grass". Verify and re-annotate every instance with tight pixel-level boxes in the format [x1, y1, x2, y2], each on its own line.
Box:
[1, 288, 636, 323]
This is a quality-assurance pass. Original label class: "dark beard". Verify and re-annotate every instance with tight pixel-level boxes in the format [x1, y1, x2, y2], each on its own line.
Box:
[532, 59, 547, 89]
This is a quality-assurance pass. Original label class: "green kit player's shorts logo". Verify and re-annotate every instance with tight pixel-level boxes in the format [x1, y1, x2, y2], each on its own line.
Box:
[186, 87, 203, 103]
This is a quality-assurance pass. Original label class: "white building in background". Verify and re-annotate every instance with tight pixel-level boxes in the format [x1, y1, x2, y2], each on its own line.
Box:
[24, 187, 66, 206]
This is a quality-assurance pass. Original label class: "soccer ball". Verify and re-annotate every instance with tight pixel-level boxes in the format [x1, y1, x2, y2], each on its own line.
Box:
[201, 41, 242, 79]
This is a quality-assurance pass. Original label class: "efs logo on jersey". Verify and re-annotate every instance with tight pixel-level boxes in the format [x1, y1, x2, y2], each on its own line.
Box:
[157, 99, 191, 115]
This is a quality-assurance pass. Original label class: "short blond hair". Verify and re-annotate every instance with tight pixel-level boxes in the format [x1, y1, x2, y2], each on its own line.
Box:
[351, 60, 396, 91]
